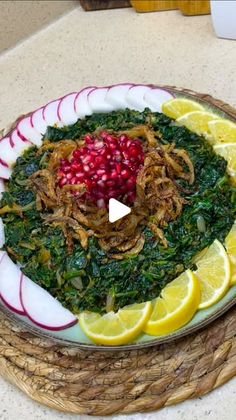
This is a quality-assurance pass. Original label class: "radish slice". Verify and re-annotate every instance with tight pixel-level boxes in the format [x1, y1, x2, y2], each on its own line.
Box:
[17, 117, 43, 147]
[106, 83, 134, 109]
[31, 107, 47, 135]
[58, 92, 78, 125]
[20, 275, 77, 331]
[43, 99, 62, 128]
[0, 250, 5, 263]
[0, 218, 5, 248]
[0, 253, 25, 315]
[0, 163, 11, 179]
[144, 87, 175, 112]
[0, 137, 18, 166]
[10, 130, 32, 154]
[74, 86, 96, 118]
[126, 85, 152, 111]
[88, 87, 115, 113]
[0, 179, 5, 199]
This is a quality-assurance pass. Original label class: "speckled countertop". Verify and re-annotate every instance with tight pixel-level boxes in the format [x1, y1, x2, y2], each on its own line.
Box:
[0, 5, 236, 420]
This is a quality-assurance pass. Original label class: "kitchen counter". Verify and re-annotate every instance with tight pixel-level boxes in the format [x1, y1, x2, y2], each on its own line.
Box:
[0, 5, 236, 420]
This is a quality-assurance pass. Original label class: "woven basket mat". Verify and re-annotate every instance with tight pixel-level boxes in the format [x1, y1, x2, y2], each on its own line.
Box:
[0, 87, 236, 416]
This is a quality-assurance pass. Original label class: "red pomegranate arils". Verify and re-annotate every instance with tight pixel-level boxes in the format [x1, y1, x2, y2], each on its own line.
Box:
[57, 131, 145, 207]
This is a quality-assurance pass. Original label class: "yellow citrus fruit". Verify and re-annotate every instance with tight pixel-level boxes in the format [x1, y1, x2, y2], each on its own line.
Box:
[79, 301, 152, 345]
[225, 222, 236, 285]
[162, 98, 204, 120]
[195, 239, 230, 309]
[214, 143, 236, 173]
[143, 270, 200, 336]
[228, 169, 236, 187]
[176, 111, 219, 137]
[209, 119, 236, 144]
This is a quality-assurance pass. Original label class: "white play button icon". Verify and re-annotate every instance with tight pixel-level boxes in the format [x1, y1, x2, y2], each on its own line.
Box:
[109, 198, 131, 223]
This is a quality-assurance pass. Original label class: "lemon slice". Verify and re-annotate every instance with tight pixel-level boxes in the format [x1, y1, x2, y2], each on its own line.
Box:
[228, 169, 236, 186]
[79, 301, 152, 345]
[176, 111, 219, 137]
[195, 239, 230, 309]
[214, 143, 236, 173]
[143, 270, 200, 336]
[162, 98, 204, 120]
[225, 222, 236, 285]
[209, 119, 236, 144]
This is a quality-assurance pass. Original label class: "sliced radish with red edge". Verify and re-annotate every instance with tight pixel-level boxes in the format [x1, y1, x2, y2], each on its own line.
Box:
[0, 253, 25, 315]
[58, 92, 78, 125]
[17, 117, 42, 147]
[0, 218, 5, 248]
[43, 99, 62, 128]
[0, 137, 18, 165]
[0, 250, 5, 263]
[20, 275, 77, 331]
[0, 161, 11, 179]
[126, 84, 152, 111]
[144, 87, 175, 112]
[31, 107, 47, 135]
[10, 130, 32, 154]
[106, 83, 134, 109]
[74, 86, 96, 118]
[88, 87, 115, 113]
[0, 179, 5, 199]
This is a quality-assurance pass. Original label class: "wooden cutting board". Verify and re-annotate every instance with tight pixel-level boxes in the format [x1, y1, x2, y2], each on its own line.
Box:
[80, 0, 131, 11]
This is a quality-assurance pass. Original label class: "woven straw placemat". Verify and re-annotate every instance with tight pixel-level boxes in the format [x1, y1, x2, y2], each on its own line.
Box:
[0, 87, 236, 415]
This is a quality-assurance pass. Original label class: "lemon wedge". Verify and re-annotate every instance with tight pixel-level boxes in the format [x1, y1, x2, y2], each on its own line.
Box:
[143, 270, 200, 336]
[162, 98, 204, 120]
[214, 143, 236, 173]
[209, 119, 236, 144]
[176, 111, 219, 137]
[225, 222, 236, 285]
[195, 239, 230, 309]
[79, 301, 152, 345]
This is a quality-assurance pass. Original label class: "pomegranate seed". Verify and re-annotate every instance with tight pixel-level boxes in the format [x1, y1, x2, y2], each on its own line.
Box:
[59, 177, 67, 187]
[83, 164, 90, 172]
[100, 147, 108, 156]
[110, 170, 118, 180]
[76, 172, 84, 181]
[121, 168, 130, 179]
[109, 143, 117, 151]
[101, 174, 108, 181]
[107, 180, 115, 187]
[71, 163, 82, 172]
[85, 134, 93, 143]
[99, 163, 107, 169]
[97, 169, 106, 176]
[94, 140, 104, 150]
[129, 147, 140, 158]
[73, 150, 81, 159]
[62, 165, 71, 173]
[71, 177, 78, 185]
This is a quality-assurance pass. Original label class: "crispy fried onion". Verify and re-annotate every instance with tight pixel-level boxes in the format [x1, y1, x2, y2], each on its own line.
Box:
[29, 127, 194, 259]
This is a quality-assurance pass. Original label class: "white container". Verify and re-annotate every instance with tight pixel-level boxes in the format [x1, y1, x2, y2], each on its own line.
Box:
[211, 0, 236, 40]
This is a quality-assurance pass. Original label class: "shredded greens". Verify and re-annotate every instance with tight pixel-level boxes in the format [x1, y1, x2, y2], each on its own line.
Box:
[1, 109, 236, 313]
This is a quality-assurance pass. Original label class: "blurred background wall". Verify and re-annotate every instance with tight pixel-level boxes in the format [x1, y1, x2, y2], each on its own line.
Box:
[0, 0, 78, 53]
